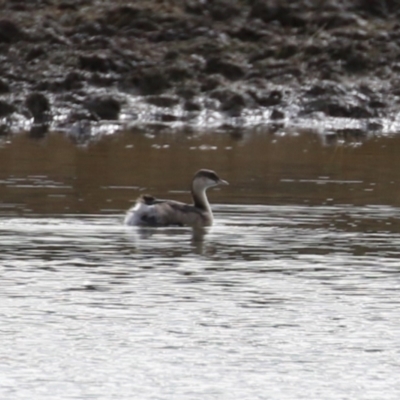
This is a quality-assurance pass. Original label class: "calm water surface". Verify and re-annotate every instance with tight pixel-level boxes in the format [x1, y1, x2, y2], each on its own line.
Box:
[1, 130, 400, 399]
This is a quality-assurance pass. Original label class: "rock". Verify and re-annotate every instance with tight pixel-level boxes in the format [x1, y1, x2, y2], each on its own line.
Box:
[369, 99, 386, 109]
[74, 21, 116, 36]
[231, 26, 267, 42]
[304, 97, 375, 119]
[185, 0, 240, 20]
[276, 43, 298, 59]
[270, 109, 285, 120]
[249, 2, 307, 28]
[29, 123, 49, 139]
[146, 95, 180, 108]
[62, 72, 84, 91]
[104, 6, 157, 30]
[156, 113, 180, 122]
[185, 0, 204, 14]
[133, 68, 171, 95]
[205, 58, 246, 81]
[57, 1, 79, 11]
[25, 93, 51, 122]
[0, 100, 15, 117]
[303, 81, 379, 118]
[249, 89, 283, 107]
[86, 96, 121, 120]
[79, 54, 116, 73]
[0, 124, 10, 136]
[176, 87, 199, 99]
[130, 18, 158, 32]
[305, 81, 346, 97]
[313, 11, 361, 30]
[26, 46, 45, 62]
[344, 51, 370, 73]
[34, 72, 84, 92]
[89, 73, 117, 87]
[184, 100, 202, 111]
[164, 50, 179, 61]
[0, 19, 23, 43]
[356, 0, 390, 17]
[0, 79, 10, 94]
[200, 74, 225, 92]
[366, 121, 383, 131]
[209, 0, 241, 21]
[211, 88, 252, 117]
[168, 63, 195, 82]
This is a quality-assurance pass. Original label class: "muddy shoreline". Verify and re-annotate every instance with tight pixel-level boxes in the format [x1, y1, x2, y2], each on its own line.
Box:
[1, 0, 400, 139]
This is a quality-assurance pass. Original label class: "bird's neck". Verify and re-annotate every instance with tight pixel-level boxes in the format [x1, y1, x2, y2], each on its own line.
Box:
[191, 182, 212, 214]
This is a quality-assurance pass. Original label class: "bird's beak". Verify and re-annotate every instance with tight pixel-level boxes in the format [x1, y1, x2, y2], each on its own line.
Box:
[219, 179, 229, 185]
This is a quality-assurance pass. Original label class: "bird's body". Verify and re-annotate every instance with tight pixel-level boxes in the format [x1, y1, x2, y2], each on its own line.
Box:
[124, 169, 228, 227]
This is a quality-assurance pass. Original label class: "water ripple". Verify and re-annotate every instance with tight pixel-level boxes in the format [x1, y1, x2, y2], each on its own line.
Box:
[1, 205, 400, 399]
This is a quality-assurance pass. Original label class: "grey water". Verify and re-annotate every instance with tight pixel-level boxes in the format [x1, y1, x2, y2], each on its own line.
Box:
[1, 129, 400, 399]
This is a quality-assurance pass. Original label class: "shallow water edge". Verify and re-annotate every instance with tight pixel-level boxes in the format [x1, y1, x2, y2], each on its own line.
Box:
[1, 129, 400, 217]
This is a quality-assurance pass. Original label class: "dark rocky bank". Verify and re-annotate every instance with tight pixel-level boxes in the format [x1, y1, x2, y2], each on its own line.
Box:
[1, 0, 400, 138]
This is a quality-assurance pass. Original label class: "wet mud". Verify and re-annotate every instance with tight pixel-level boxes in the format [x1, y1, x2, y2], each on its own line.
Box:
[1, 0, 400, 138]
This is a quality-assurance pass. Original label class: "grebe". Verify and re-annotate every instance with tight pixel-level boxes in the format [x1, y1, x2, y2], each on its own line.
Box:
[124, 169, 228, 227]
